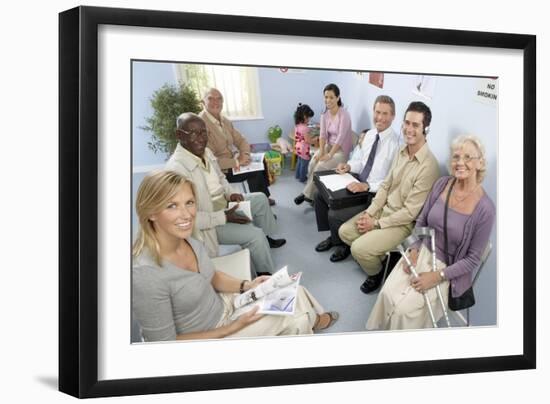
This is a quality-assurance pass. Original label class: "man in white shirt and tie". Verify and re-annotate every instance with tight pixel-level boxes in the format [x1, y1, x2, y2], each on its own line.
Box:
[314, 95, 400, 262]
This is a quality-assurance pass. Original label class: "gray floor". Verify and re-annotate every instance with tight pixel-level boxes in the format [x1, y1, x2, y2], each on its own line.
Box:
[267, 166, 378, 334]
[266, 165, 474, 332]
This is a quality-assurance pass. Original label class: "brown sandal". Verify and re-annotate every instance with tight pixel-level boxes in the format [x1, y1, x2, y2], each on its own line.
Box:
[313, 311, 339, 331]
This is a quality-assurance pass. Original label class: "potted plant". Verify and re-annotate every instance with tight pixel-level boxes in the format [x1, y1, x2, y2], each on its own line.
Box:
[141, 83, 202, 156]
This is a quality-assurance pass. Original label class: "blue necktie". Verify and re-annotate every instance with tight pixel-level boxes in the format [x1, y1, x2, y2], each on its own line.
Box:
[359, 133, 380, 183]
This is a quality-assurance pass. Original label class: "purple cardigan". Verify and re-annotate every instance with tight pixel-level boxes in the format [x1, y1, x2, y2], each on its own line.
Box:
[415, 176, 495, 297]
[319, 107, 353, 157]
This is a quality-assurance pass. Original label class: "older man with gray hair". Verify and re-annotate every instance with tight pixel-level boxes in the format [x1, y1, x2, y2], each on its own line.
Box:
[199, 88, 275, 205]
[165, 112, 285, 277]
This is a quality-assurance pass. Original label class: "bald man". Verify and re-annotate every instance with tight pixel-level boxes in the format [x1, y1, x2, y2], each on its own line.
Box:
[199, 88, 275, 205]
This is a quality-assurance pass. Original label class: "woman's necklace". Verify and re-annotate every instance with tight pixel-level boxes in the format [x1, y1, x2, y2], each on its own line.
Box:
[452, 184, 479, 203]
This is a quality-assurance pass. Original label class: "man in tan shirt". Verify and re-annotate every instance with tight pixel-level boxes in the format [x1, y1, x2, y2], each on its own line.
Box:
[339, 101, 440, 294]
[165, 113, 286, 277]
[199, 88, 275, 205]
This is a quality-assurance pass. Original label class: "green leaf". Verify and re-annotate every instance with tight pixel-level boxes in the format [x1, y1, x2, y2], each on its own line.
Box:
[141, 83, 202, 155]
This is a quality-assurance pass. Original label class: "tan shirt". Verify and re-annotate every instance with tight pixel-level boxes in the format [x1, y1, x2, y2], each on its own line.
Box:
[200, 110, 251, 170]
[366, 142, 440, 229]
[165, 144, 234, 257]
[178, 147, 226, 211]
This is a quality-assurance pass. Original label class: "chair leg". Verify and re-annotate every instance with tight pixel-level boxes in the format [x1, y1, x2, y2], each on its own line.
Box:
[382, 252, 391, 284]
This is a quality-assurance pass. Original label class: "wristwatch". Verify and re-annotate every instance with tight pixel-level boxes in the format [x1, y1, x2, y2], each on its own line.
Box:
[239, 280, 247, 294]
[439, 270, 446, 281]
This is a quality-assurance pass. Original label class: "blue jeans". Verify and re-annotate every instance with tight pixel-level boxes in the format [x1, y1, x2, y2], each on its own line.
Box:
[295, 157, 310, 183]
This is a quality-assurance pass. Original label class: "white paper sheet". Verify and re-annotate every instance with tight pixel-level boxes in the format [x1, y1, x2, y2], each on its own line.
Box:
[319, 173, 359, 191]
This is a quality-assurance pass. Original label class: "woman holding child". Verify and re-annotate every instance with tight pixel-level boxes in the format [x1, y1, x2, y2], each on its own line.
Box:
[294, 83, 353, 205]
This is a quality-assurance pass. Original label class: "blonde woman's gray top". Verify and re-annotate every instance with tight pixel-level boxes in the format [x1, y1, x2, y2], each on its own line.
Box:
[132, 238, 224, 341]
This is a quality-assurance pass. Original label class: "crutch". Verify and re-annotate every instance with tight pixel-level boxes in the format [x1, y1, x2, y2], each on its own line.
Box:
[397, 235, 438, 328]
[413, 227, 451, 327]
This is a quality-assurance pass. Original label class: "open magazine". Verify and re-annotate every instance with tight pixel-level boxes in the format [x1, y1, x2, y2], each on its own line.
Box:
[231, 152, 265, 175]
[227, 200, 252, 220]
[230, 266, 302, 319]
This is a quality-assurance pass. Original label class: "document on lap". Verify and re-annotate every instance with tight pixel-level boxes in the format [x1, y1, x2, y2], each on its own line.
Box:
[227, 200, 252, 220]
[232, 152, 265, 175]
[319, 173, 359, 191]
[231, 266, 302, 318]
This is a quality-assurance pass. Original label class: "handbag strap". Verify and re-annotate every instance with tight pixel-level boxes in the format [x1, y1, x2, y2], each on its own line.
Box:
[443, 177, 457, 266]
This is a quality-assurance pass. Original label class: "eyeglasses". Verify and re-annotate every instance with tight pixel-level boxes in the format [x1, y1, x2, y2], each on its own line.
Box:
[451, 154, 480, 163]
[177, 128, 208, 138]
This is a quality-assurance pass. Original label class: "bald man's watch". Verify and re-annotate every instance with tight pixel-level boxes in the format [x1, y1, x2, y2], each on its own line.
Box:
[439, 270, 446, 281]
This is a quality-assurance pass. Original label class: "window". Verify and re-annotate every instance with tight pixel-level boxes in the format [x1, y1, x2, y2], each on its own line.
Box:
[176, 64, 263, 120]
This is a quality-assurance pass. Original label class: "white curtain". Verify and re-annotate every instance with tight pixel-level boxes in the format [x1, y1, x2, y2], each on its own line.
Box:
[178, 64, 262, 119]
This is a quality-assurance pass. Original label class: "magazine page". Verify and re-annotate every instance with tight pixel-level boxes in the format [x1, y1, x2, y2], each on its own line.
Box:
[227, 200, 252, 220]
[231, 267, 302, 319]
[232, 152, 265, 175]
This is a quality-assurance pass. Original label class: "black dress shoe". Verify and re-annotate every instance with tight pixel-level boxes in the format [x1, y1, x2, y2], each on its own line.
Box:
[359, 271, 384, 294]
[267, 236, 286, 248]
[315, 237, 333, 252]
[330, 245, 351, 262]
[294, 194, 305, 205]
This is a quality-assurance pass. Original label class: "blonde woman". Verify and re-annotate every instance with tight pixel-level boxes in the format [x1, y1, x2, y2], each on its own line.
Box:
[132, 170, 338, 341]
[366, 135, 495, 330]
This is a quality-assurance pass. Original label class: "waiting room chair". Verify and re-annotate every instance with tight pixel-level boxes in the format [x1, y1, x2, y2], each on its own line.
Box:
[379, 241, 492, 327]
[230, 180, 249, 194]
[382, 248, 401, 283]
[448, 242, 492, 327]
[211, 248, 252, 281]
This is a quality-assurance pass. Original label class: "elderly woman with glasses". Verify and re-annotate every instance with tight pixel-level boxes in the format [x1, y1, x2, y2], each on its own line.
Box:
[366, 135, 495, 330]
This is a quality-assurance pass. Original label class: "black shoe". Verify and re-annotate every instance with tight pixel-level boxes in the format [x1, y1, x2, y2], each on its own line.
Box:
[330, 245, 351, 262]
[315, 237, 333, 252]
[294, 194, 305, 205]
[359, 272, 384, 294]
[267, 236, 286, 248]
[256, 271, 273, 277]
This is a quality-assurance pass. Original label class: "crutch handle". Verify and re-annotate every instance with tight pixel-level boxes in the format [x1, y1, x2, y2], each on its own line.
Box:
[401, 234, 420, 251]
[414, 227, 433, 238]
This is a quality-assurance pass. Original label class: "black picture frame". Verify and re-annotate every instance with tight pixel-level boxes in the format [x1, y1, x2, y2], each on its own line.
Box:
[59, 5, 536, 399]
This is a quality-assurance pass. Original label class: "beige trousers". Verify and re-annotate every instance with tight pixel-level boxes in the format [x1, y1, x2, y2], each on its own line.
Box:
[302, 146, 347, 199]
[218, 286, 324, 337]
[366, 245, 449, 330]
[339, 211, 413, 275]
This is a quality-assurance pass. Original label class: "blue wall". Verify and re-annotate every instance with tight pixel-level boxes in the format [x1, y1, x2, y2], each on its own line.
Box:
[132, 62, 498, 326]
[235, 68, 328, 141]
[132, 61, 177, 168]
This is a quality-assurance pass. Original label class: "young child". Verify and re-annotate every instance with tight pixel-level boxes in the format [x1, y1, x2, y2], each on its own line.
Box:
[293, 103, 315, 183]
